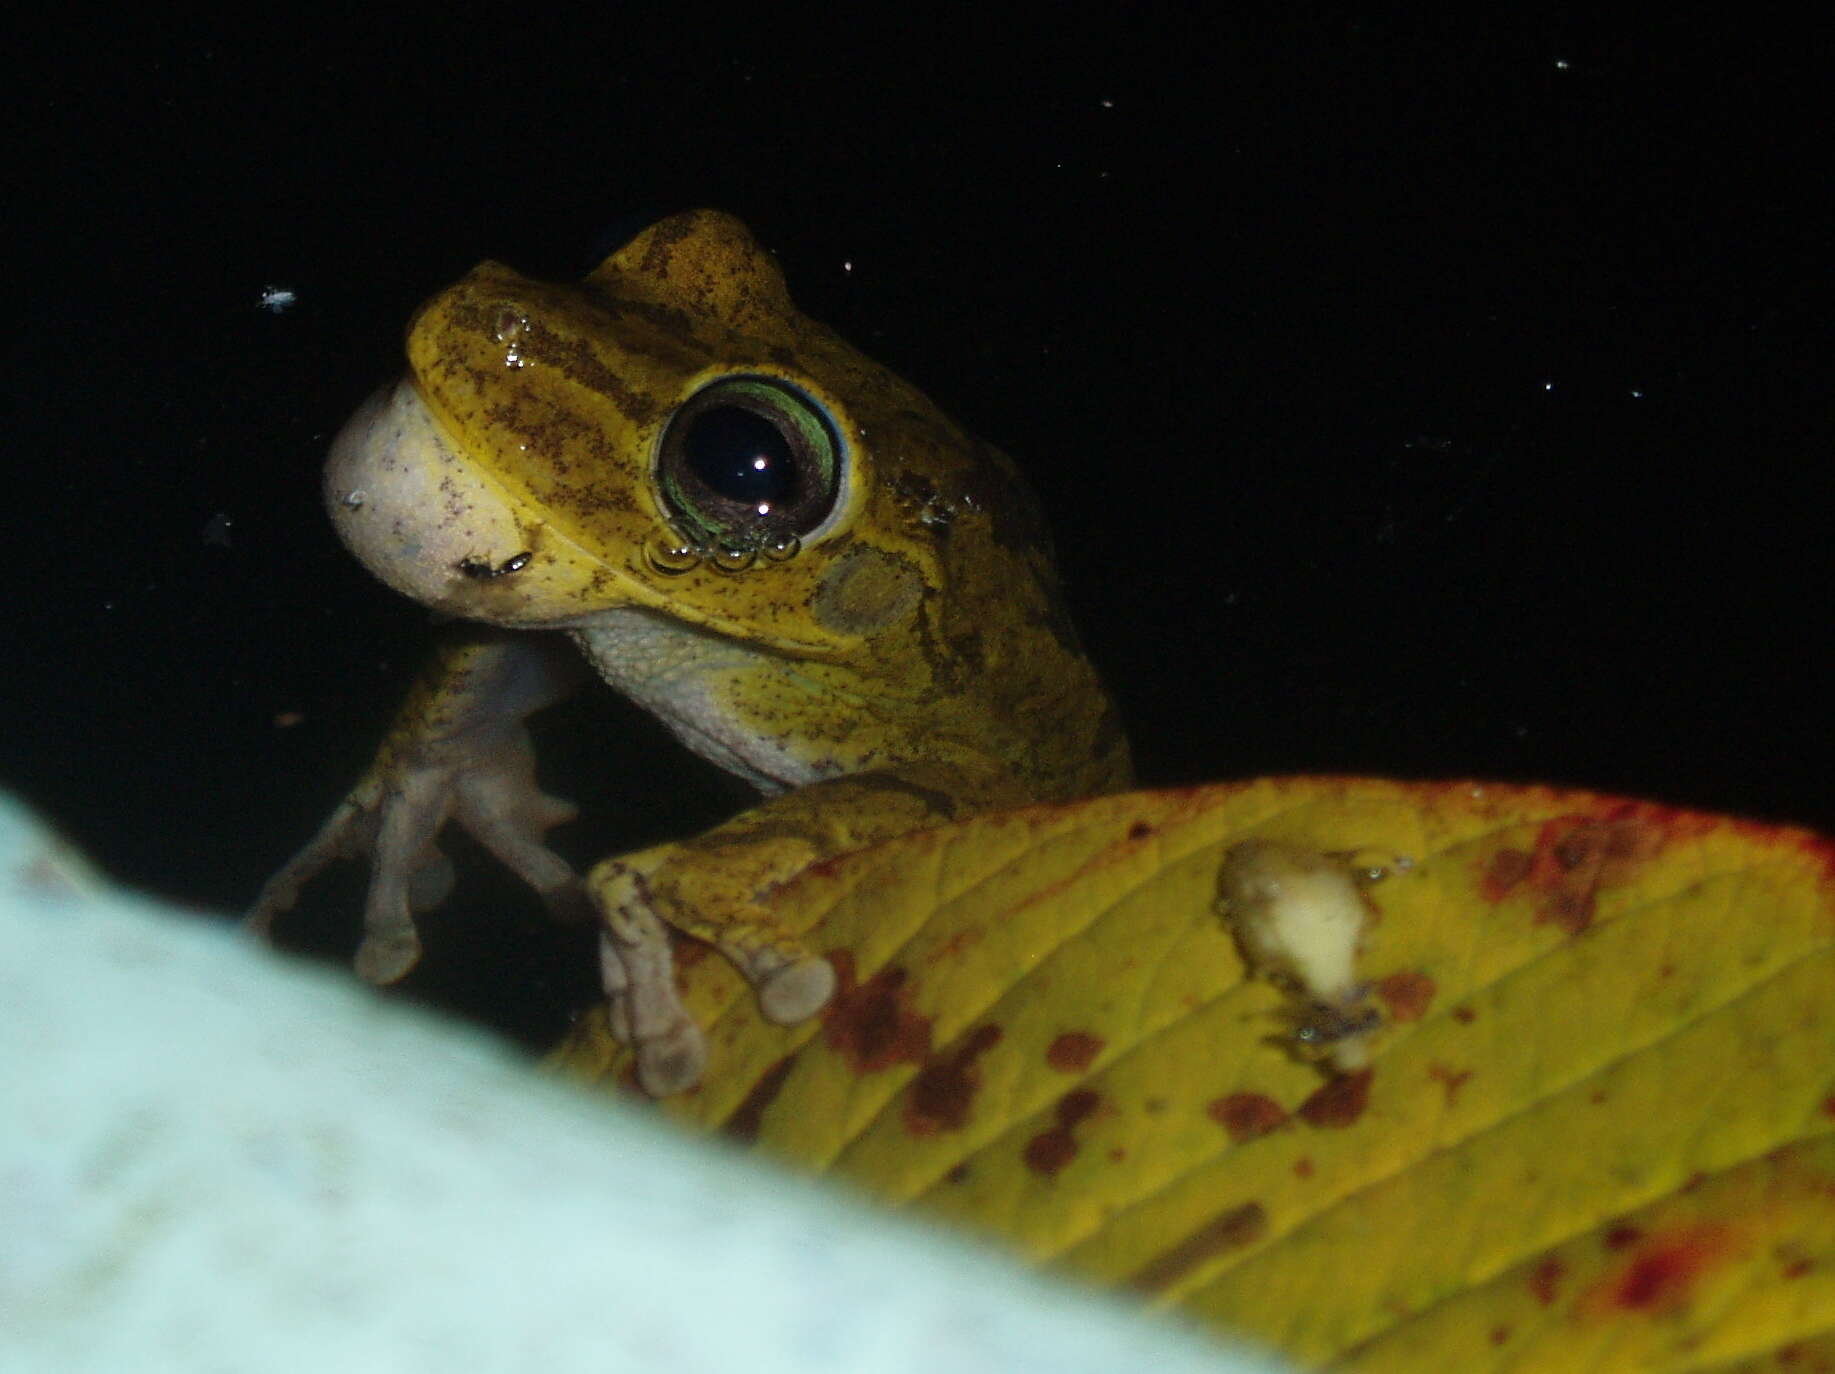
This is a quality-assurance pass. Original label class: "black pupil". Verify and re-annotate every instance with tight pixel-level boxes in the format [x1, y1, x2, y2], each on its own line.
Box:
[683, 406, 798, 511]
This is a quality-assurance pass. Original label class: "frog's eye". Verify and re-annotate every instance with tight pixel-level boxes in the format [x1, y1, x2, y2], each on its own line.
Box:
[656, 377, 841, 560]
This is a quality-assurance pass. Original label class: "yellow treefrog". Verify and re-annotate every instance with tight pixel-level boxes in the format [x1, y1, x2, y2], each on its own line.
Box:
[249, 210, 1132, 1094]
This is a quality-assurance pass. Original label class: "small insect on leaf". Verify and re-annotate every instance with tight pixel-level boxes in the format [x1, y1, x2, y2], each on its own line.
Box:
[1217, 838, 1382, 1072]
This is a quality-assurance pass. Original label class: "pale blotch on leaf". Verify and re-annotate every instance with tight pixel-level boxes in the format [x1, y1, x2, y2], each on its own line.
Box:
[1217, 838, 1381, 1072]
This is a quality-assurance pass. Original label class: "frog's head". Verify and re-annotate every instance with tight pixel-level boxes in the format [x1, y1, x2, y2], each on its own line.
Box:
[326, 209, 1081, 705]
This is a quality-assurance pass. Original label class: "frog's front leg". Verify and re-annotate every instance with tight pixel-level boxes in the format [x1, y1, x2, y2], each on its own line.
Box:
[591, 766, 1007, 1095]
[247, 630, 589, 982]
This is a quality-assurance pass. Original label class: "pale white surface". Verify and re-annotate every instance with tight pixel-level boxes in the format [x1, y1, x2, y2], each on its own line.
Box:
[1222, 841, 1368, 1000]
[1245, 863, 1365, 996]
[0, 798, 1284, 1373]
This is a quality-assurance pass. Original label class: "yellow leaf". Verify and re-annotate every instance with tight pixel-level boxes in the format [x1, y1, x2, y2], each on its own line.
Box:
[550, 777, 1835, 1369]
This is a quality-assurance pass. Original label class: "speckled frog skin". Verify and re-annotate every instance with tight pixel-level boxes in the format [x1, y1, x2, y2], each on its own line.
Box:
[249, 211, 1132, 1093]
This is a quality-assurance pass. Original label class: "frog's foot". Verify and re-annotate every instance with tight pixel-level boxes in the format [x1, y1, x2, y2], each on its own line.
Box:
[600, 942, 832, 1091]
[247, 790, 427, 982]
[598, 896, 707, 1097]
[245, 716, 584, 984]
[590, 858, 837, 1094]
[246, 798, 375, 941]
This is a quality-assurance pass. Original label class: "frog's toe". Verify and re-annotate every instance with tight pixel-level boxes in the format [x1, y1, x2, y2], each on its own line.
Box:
[354, 929, 423, 985]
[244, 802, 369, 940]
[597, 916, 709, 1094]
[603, 959, 707, 1091]
[635, 1022, 708, 1097]
[405, 853, 456, 912]
[753, 952, 837, 1025]
[243, 892, 290, 942]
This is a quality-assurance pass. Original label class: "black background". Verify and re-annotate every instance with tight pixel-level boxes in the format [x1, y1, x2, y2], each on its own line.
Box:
[10, 13, 1829, 1043]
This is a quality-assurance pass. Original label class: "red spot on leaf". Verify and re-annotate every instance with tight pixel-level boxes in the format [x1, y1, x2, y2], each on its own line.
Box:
[1046, 1030, 1105, 1073]
[1452, 1005, 1477, 1024]
[724, 1056, 795, 1143]
[1488, 1326, 1510, 1347]
[1058, 1090, 1100, 1125]
[1617, 1260, 1684, 1311]
[1781, 1256, 1813, 1279]
[944, 1163, 970, 1185]
[1530, 1256, 1566, 1306]
[822, 951, 932, 1073]
[1807, 831, 1835, 895]
[1376, 970, 1436, 1021]
[1127, 1202, 1268, 1293]
[1543, 888, 1595, 935]
[1208, 1092, 1289, 1142]
[1022, 1132, 1076, 1178]
[1426, 1061, 1473, 1104]
[1576, 1223, 1741, 1320]
[1522, 810, 1669, 937]
[1604, 1225, 1644, 1251]
[1553, 832, 1594, 871]
[904, 1024, 1003, 1135]
[1610, 1226, 1732, 1313]
[1481, 847, 1532, 900]
[1293, 1156, 1315, 1179]
[1821, 1094, 1835, 1118]
[1023, 1089, 1101, 1177]
[1298, 1068, 1373, 1129]
[1128, 821, 1155, 841]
